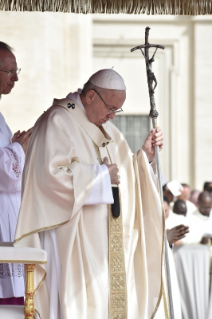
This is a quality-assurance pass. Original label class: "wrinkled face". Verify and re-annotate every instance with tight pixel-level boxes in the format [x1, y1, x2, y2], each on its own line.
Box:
[0, 50, 18, 96]
[83, 89, 126, 126]
[164, 201, 170, 219]
[198, 197, 212, 216]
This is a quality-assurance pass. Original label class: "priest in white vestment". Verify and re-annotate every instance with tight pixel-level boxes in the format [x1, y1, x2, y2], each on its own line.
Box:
[0, 42, 32, 305]
[15, 69, 173, 319]
[164, 181, 196, 218]
[176, 183, 196, 216]
[184, 191, 212, 245]
[166, 199, 188, 231]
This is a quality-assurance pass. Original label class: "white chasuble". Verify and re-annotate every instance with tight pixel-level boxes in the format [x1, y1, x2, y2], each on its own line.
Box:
[14, 99, 165, 319]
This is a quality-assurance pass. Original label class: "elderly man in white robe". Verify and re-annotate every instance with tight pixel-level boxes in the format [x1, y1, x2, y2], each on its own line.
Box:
[14, 69, 169, 319]
[0, 42, 32, 305]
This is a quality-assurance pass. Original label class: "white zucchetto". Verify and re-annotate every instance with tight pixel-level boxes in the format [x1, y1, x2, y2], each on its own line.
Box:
[89, 69, 126, 91]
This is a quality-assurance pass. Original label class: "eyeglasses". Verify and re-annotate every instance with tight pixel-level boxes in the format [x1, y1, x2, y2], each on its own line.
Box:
[92, 89, 124, 114]
[0, 68, 21, 77]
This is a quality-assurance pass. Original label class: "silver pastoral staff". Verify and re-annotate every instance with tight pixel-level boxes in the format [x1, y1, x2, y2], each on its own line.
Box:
[131, 26, 175, 319]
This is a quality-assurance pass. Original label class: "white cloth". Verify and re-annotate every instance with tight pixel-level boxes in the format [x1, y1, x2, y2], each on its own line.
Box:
[40, 229, 63, 319]
[42, 149, 158, 319]
[155, 246, 182, 319]
[174, 245, 211, 319]
[166, 211, 188, 230]
[184, 209, 212, 244]
[186, 200, 197, 216]
[85, 163, 113, 204]
[0, 112, 25, 298]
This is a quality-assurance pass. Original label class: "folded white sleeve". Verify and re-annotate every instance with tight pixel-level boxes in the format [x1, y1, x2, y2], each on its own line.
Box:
[85, 164, 114, 205]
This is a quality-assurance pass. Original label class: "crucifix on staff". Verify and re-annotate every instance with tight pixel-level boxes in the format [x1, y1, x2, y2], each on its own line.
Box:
[131, 26, 175, 319]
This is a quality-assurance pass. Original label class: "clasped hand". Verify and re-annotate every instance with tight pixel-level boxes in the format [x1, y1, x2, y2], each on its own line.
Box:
[166, 225, 189, 245]
[102, 157, 120, 185]
[142, 127, 163, 162]
[12, 127, 33, 153]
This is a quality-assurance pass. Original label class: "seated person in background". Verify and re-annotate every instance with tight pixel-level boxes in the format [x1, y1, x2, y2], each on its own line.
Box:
[176, 183, 196, 215]
[178, 183, 190, 201]
[163, 180, 184, 208]
[163, 180, 183, 219]
[166, 195, 188, 230]
[164, 197, 189, 246]
[173, 199, 187, 216]
[203, 181, 212, 194]
[184, 191, 212, 245]
[189, 189, 201, 207]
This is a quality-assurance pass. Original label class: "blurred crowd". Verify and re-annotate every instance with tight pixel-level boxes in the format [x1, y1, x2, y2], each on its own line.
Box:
[163, 181, 212, 318]
[164, 181, 212, 246]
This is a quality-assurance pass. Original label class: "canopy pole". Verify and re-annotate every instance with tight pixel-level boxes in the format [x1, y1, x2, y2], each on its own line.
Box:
[131, 26, 174, 319]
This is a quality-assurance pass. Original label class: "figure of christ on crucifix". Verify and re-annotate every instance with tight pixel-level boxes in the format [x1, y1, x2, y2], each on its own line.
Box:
[131, 26, 180, 319]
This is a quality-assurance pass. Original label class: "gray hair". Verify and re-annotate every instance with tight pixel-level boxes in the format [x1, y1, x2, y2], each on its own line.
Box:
[81, 80, 98, 96]
[0, 42, 13, 67]
[81, 80, 109, 96]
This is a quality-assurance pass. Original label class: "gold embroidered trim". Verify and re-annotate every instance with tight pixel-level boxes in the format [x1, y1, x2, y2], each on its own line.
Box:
[92, 139, 128, 319]
[109, 192, 128, 319]
[14, 220, 69, 243]
[0, 260, 47, 264]
[92, 141, 103, 164]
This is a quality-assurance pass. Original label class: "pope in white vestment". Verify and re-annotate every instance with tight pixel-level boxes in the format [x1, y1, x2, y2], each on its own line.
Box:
[14, 69, 168, 319]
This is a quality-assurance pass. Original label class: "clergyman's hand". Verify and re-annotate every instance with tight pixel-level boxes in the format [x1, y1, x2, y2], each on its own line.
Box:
[166, 224, 189, 245]
[12, 127, 33, 154]
[102, 157, 120, 185]
[142, 127, 163, 162]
